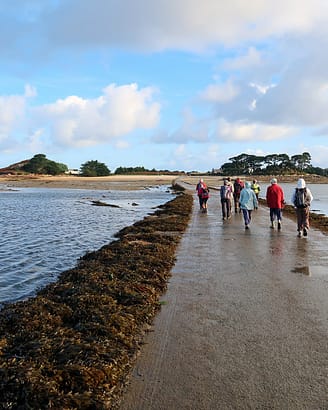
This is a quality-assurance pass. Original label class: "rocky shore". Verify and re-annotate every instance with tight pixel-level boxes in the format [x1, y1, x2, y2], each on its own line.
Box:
[0, 184, 193, 409]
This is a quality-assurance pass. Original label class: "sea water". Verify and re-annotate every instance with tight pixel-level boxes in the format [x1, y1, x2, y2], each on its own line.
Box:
[0, 186, 174, 305]
[259, 183, 328, 216]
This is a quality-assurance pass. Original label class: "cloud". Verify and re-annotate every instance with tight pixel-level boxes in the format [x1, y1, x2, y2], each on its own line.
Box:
[215, 118, 295, 142]
[153, 108, 210, 143]
[2, 0, 327, 57]
[200, 79, 240, 102]
[0, 86, 36, 142]
[32, 83, 160, 147]
[222, 47, 262, 70]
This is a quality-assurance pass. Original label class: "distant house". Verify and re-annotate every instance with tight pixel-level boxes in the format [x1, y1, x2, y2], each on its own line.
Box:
[65, 169, 80, 175]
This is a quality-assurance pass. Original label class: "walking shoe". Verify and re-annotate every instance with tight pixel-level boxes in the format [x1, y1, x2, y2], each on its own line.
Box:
[270, 222, 274, 229]
[245, 225, 249, 229]
[277, 221, 281, 230]
[303, 228, 308, 236]
[298, 231, 302, 237]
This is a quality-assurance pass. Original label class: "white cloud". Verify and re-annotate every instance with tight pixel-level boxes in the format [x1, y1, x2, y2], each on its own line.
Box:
[33, 83, 160, 147]
[43, 0, 328, 51]
[200, 80, 239, 102]
[0, 87, 36, 142]
[222, 47, 262, 70]
[2, 0, 326, 56]
[216, 119, 295, 142]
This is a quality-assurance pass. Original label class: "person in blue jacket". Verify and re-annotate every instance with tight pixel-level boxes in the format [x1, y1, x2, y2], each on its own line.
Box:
[239, 181, 258, 229]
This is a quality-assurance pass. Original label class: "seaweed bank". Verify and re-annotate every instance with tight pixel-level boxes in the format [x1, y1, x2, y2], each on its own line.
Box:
[0, 183, 193, 409]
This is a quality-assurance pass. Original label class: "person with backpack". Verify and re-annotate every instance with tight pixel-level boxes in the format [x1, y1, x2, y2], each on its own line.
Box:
[220, 178, 233, 220]
[266, 178, 285, 230]
[196, 179, 205, 210]
[233, 177, 244, 213]
[239, 181, 258, 229]
[291, 178, 313, 237]
[201, 184, 210, 213]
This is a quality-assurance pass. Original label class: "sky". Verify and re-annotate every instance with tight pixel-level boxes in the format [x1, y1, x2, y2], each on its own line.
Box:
[1, 1, 328, 172]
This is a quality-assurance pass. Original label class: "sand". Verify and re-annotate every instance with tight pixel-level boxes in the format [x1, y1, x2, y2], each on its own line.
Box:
[0, 174, 179, 191]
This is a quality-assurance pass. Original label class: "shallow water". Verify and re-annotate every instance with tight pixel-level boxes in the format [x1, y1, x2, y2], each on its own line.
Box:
[259, 183, 328, 215]
[0, 186, 174, 305]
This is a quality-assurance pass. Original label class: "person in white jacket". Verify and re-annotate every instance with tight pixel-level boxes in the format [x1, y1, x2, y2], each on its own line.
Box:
[291, 178, 313, 237]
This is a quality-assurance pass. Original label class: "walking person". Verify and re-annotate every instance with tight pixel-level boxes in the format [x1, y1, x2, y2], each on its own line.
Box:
[220, 179, 233, 220]
[239, 181, 258, 229]
[196, 179, 206, 210]
[266, 178, 285, 230]
[233, 177, 244, 213]
[200, 184, 210, 213]
[251, 179, 261, 201]
[291, 178, 313, 237]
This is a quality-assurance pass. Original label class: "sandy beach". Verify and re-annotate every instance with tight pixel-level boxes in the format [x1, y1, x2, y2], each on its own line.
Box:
[1, 173, 328, 192]
[0, 174, 179, 191]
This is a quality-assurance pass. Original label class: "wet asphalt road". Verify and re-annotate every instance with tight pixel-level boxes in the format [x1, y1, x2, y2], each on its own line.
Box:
[119, 190, 328, 410]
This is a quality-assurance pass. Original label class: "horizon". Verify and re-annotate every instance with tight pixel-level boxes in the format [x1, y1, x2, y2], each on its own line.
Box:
[1, 1, 328, 172]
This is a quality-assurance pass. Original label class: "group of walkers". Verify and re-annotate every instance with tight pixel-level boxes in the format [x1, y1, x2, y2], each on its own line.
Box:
[196, 177, 313, 236]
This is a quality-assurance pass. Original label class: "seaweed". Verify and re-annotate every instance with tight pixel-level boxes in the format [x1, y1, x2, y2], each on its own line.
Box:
[0, 189, 193, 409]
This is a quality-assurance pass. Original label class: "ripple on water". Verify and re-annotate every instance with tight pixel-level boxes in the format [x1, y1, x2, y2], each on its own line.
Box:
[0, 186, 173, 304]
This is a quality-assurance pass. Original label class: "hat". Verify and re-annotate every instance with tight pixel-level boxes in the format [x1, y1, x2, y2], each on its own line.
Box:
[270, 178, 277, 184]
[297, 178, 306, 189]
[245, 181, 251, 189]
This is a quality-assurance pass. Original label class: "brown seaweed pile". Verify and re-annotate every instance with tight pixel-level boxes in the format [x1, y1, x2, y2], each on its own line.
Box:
[0, 188, 193, 409]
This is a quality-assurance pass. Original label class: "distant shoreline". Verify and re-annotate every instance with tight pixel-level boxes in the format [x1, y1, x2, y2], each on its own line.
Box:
[1, 173, 328, 193]
[0, 174, 177, 191]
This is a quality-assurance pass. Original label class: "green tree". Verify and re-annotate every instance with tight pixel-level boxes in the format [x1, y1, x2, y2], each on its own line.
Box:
[22, 154, 68, 175]
[80, 160, 111, 176]
[290, 152, 311, 172]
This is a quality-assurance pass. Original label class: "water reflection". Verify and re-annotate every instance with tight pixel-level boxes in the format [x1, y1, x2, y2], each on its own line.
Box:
[268, 231, 284, 256]
[292, 236, 311, 276]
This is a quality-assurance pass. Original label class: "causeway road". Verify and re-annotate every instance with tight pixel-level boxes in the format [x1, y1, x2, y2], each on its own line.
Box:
[119, 186, 328, 410]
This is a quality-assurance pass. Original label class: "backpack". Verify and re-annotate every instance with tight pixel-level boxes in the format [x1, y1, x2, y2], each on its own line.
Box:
[220, 185, 231, 199]
[201, 187, 210, 198]
[234, 182, 242, 194]
[294, 188, 307, 208]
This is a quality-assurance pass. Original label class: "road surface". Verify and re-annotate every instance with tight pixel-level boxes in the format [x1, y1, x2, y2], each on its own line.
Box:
[119, 188, 328, 410]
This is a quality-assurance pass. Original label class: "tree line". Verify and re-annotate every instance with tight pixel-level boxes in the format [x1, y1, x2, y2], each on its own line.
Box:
[7, 152, 328, 177]
[216, 152, 328, 176]
[12, 155, 176, 177]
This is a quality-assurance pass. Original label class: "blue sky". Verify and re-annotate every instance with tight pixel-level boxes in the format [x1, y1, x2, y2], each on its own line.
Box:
[1, 1, 328, 172]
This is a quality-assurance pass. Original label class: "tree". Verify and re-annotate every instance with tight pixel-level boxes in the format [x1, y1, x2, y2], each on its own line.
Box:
[22, 154, 68, 175]
[80, 160, 111, 177]
[290, 152, 311, 172]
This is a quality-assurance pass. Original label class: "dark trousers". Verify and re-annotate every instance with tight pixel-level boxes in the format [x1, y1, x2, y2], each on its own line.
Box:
[270, 208, 282, 222]
[221, 198, 232, 218]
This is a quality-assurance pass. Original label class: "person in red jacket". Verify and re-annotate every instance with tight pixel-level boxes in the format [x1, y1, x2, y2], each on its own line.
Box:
[266, 178, 285, 230]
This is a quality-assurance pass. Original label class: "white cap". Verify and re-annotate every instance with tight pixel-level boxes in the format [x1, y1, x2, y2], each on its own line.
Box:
[297, 178, 306, 189]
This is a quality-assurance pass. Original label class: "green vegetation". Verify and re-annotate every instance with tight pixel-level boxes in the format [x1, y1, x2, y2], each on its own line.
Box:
[217, 152, 328, 176]
[115, 166, 149, 174]
[22, 154, 68, 175]
[79, 160, 111, 177]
